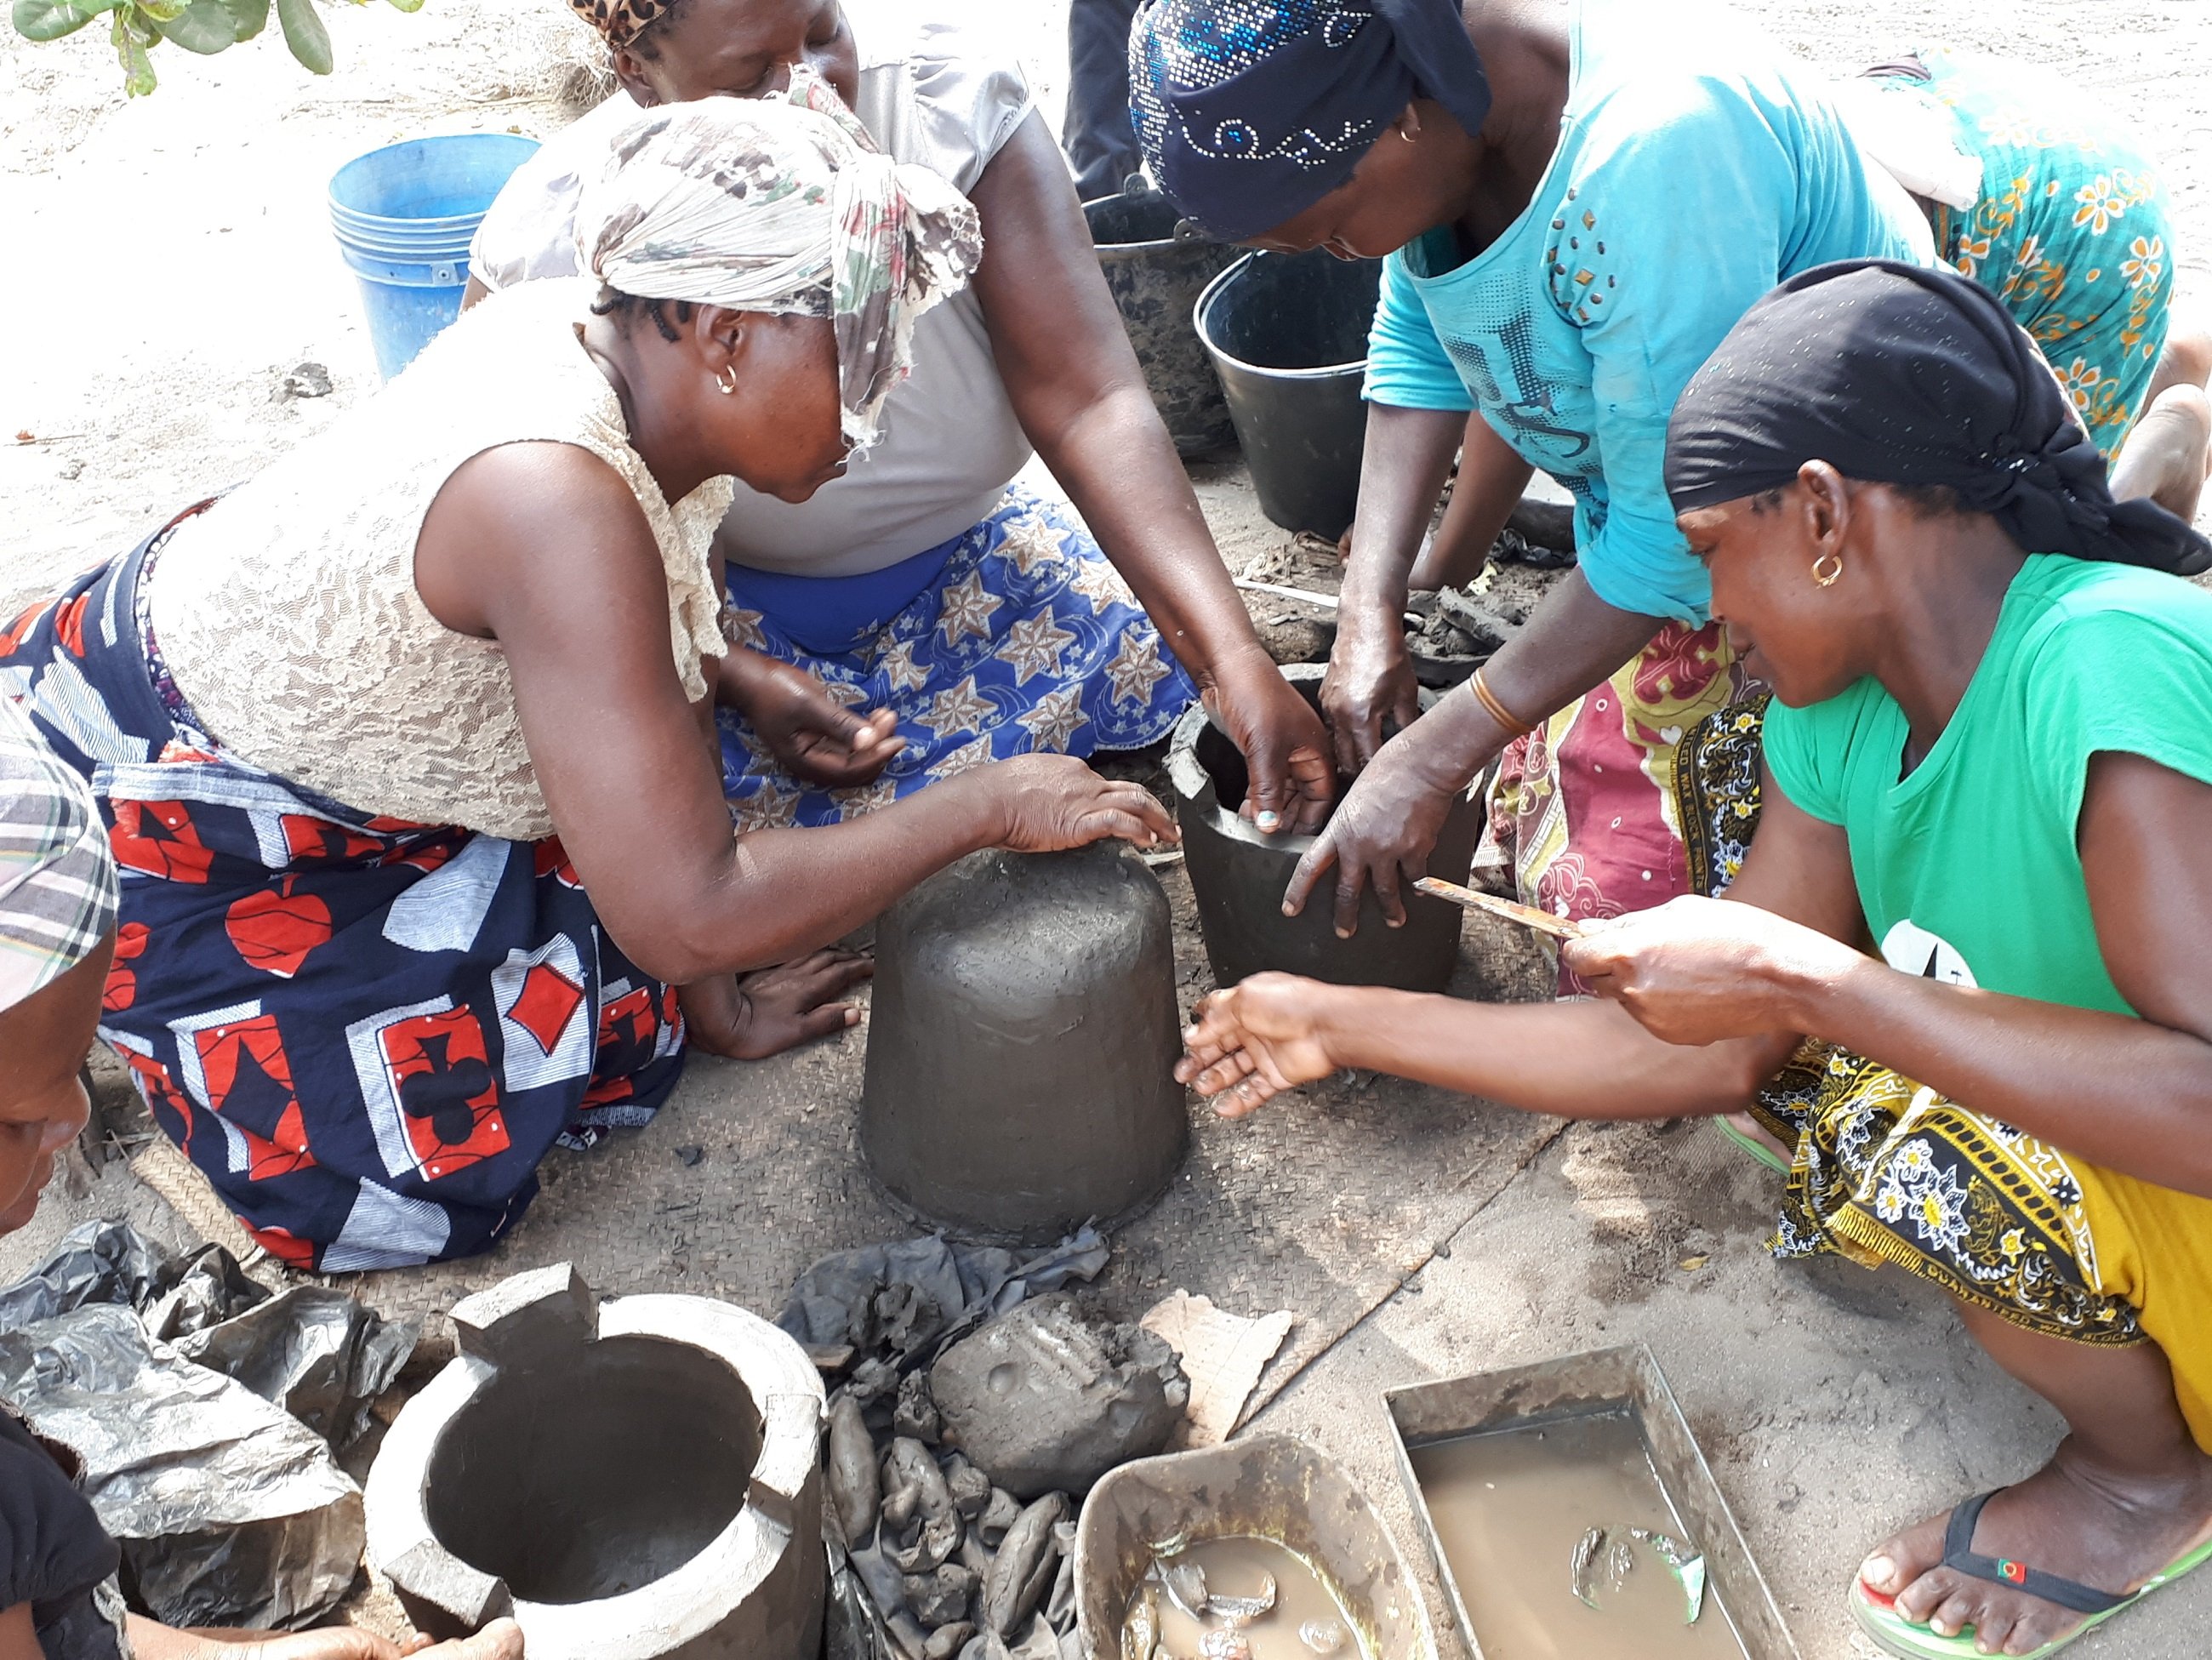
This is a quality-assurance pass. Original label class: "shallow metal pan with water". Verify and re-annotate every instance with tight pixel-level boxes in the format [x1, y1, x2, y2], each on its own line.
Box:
[1383, 1343, 1797, 1660]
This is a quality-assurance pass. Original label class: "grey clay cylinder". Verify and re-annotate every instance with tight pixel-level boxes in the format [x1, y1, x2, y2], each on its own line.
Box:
[1169, 664, 1482, 991]
[859, 843, 1189, 1243]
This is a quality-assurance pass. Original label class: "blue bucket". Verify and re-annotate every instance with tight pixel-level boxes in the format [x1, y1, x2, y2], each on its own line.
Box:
[329, 133, 541, 381]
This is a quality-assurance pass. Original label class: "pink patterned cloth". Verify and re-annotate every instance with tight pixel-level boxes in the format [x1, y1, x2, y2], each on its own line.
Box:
[1486, 620, 1751, 995]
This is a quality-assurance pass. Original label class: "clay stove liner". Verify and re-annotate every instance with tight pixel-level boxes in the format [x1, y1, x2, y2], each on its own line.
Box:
[1168, 664, 1482, 991]
[365, 1264, 825, 1659]
[1072, 1435, 1437, 1660]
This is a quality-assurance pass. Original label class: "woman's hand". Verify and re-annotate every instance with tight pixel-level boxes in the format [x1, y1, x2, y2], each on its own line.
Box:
[1204, 650, 1335, 834]
[1320, 616, 1424, 777]
[716, 649, 904, 789]
[977, 754, 1178, 853]
[1175, 973, 1346, 1116]
[679, 950, 873, 1060]
[1562, 895, 1863, 1046]
[1283, 722, 1466, 936]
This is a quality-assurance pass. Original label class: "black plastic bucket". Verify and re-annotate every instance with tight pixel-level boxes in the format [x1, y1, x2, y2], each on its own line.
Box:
[1086, 185, 1239, 455]
[1194, 249, 1382, 538]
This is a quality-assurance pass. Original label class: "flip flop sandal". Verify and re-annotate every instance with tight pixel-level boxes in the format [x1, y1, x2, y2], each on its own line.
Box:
[1712, 1115, 1789, 1174]
[1851, 1488, 2212, 1658]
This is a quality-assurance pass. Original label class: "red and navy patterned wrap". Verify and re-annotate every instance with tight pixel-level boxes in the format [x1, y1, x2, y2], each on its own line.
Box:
[0, 517, 687, 1272]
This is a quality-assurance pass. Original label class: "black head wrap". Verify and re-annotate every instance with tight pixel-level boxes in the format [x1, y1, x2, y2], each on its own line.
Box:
[1129, 0, 1492, 243]
[1664, 259, 2210, 576]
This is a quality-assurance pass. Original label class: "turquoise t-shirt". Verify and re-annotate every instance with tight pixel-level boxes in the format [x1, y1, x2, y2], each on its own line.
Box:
[1363, 0, 1930, 624]
[1763, 556, 2212, 1018]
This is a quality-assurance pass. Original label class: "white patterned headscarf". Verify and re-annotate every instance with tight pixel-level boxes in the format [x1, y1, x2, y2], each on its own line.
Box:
[575, 72, 984, 449]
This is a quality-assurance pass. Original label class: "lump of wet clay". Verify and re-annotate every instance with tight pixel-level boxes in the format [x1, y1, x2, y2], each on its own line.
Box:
[931, 1295, 1189, 1497]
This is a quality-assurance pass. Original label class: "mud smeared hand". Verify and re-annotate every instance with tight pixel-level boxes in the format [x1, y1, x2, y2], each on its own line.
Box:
[405, 1622, 526, 1660]
[1320, 624, 1422, 777]
[1176, 973, 1343, 1117]
[1204, 650, 1334, 834]
[680, 950, 872, 1059]
[982, 755, 1177, 853]
[1282, 730, 1459, 938]
[127, 1617, 525, 1660]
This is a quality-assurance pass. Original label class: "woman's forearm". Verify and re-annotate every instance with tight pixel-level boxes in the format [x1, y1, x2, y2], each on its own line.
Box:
[1338, 403, 1467, 634]
[1410, 414, 1536, 591]
[1319, 984, 1783, 1118]
[1799, 959, 2212, 1196]
[1370, 568, 1666, 795]
[652, 774, 1008, 981]
[1030, 381, 1274, 683]
[1480, 568, 1665, 736]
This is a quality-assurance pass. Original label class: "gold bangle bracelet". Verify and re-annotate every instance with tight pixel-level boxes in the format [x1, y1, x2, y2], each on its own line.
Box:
[1471, 666, 1535, 739]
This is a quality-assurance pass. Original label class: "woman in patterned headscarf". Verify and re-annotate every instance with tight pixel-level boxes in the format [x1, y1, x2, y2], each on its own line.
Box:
[467, 0, 1335, 841]
[0, 95, 1177, 1274]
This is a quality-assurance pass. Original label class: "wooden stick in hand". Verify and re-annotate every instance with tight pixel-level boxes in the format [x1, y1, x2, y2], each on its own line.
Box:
[1413, 876, 1586, 941]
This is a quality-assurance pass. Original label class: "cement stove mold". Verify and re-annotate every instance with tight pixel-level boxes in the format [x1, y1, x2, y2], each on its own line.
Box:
[364, 1264, 826, 1659]
[1168, 664, 1482, 991]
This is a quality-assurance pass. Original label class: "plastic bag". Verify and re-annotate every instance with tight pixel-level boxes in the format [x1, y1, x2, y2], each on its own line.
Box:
[777, 1228, 1111, 1373]
[0, 1219, 416, 1629]
[0, 1219, 413, 1446]
[0, 1304, 362, 1629]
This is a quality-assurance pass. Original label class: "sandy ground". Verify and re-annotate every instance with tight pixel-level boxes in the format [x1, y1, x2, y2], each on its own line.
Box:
[5, 1, 2212, 1657]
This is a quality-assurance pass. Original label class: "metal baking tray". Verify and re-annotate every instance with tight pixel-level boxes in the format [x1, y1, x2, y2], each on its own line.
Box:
[1383, 1343, 1798, 1660]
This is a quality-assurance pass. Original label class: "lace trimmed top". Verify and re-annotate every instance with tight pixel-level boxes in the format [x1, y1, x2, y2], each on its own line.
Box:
[148, 277, 734, 841]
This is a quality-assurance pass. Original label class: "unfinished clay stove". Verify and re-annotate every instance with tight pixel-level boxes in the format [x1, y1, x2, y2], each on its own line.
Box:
[1169, 665, 1481, 990]
[364, 1265, 825, 1659]
[859, 843, 1187, 1244]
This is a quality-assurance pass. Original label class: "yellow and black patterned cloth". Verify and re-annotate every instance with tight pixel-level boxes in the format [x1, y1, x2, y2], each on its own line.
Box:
[1674, 697, 2212, 1448]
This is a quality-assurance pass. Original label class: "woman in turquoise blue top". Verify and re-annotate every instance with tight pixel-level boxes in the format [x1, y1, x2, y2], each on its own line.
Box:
[1175, 263, 2212, 1657]
[1132, 0, 1935, 955]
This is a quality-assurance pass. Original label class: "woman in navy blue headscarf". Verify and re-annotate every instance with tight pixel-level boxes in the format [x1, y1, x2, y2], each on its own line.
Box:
[1131, 0, 2210, 969]
[1131, 0, 1944, 960]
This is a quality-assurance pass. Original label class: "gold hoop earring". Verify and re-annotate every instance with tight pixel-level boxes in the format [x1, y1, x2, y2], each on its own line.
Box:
[715, 365, 738, 396]
[1811, 553, 1844, 588]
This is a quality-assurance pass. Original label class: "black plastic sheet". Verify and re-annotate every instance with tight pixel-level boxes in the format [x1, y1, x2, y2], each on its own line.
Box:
[0, 1220, 416, 1629]
[777, 1229, 1110, 1375]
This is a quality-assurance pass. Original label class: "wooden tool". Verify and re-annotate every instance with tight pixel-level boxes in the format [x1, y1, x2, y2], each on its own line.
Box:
[1414, 876, 1585, 941]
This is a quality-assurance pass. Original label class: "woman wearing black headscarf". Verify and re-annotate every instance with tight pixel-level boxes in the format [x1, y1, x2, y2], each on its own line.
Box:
[1176, 262, 2212, 1659]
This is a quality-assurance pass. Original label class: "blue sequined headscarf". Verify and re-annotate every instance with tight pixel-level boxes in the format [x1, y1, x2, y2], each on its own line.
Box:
[1129, 0, 1492, 242]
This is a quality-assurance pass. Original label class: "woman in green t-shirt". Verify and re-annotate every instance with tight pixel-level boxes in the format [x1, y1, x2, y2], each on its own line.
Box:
[1173, 261, 2212, 1659]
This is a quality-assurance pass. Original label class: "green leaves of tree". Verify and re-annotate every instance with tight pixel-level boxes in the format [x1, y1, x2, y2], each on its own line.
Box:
[13, 0, 403, 90]
[272, 0, 327, 72]
[11, 0, 110, 43]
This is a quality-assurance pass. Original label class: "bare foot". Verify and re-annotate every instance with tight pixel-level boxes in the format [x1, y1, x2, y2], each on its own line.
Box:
[2110, 384, 2212, 522]
[1858, 1438, 2212, 1655]
[679, 949, 871, 1060]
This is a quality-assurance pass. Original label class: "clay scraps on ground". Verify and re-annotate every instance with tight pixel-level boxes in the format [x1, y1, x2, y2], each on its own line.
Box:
[1404, 579, 1531, 674]
[795, 1236, 1192, 1660]
[932, 1294, 1189, 1498]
